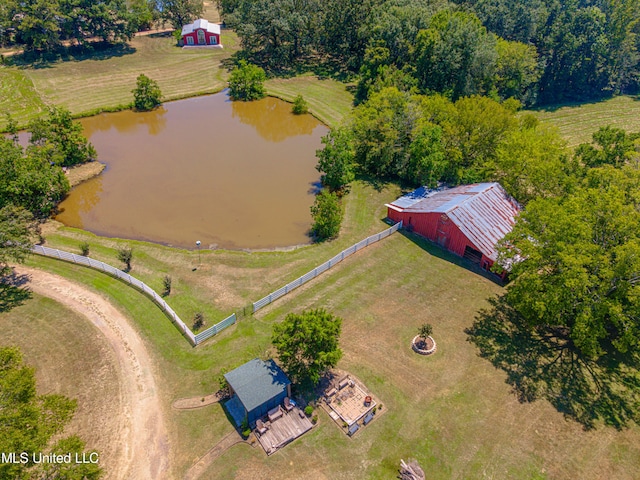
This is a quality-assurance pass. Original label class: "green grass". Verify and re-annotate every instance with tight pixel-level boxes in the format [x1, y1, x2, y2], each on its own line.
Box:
[530, 95, 640, 148]
[0, 31, 240, 130]
[0, 66, 48, 125]
[19, 223, 640, 479]
[265, 74, 354, 128]
[42, 181, 400, 331]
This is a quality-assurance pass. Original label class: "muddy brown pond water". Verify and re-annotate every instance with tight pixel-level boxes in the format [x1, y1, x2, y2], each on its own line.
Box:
[55, 92, 328, 249]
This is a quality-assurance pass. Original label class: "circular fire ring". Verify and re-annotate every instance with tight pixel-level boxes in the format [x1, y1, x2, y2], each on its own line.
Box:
[411, 335, 437, 355]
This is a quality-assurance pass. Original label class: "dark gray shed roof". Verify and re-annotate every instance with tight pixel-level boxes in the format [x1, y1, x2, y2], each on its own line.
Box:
[224, 359, 291, 413]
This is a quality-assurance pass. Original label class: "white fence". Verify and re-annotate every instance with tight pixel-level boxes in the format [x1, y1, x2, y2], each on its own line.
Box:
[252, 221, 401, 312]
[32, 221, 400, 346]
[31, 245, 240, 346]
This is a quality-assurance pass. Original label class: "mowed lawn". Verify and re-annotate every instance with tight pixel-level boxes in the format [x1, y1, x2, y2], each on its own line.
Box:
[0, 67, 47, 126]
[0, 31, 239, 130]
[21, 231, 640, 479]
[265, 75, 354, 128]
[530, 95, 640, 148]
[11, 180, 639, 479]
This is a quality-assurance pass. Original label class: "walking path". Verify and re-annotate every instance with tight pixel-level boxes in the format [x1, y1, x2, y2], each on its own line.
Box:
[15, 267, 170, 480]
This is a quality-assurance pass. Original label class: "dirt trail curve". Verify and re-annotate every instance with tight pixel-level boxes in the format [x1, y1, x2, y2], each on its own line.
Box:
[16, 266, 170, 480]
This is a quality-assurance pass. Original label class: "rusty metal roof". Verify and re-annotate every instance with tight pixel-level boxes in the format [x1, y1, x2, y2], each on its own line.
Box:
[388, 183, 520, 261]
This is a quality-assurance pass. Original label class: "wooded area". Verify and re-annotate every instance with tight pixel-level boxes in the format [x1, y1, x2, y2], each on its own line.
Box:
[219, 0, 640, 105]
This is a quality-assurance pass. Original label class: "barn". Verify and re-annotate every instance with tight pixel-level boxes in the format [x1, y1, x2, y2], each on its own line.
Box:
[180, 18, 221, 47]
[224, 358, 292, 427]
[385, 183, 520, 276]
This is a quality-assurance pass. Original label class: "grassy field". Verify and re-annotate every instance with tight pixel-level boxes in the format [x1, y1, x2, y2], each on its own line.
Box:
[0, 67, 48, 126]
[265, 74, 354, 128]
[0, 294, 123, 470]
[3, 180, 638, 479]
[530, 95, 640, 148]
[19, 226, 640, 479]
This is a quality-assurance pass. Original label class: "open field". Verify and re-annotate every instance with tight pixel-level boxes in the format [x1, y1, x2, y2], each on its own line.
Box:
[3, 179, 636, 479]
[0, 67, 48, 126]
[0, 292, 125, 475]
[265, 75, 354, 128]
[530, 95, 640, 148]
[0, 30, 239, 130]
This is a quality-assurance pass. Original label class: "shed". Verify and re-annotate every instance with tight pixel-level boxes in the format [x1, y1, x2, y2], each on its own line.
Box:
[181, 18, 221, 47]
[224, 358, 292, 426]
[386, 183, 520, 276]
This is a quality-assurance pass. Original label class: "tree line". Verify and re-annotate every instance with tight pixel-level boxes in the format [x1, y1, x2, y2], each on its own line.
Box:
[219, 0, 640, 105]
[0, 0, 207, 50]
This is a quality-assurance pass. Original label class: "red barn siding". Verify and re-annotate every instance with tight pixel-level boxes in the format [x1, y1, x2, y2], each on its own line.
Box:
[182, 29, 220, 46]
[388, 208, 499, 274]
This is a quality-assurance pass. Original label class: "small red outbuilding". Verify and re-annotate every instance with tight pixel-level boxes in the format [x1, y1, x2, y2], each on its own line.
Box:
[386, 183, 520, 275]
[181, 18, 221, 47]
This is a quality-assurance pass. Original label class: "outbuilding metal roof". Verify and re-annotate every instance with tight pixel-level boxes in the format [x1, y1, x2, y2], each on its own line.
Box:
[181, 18, 221, 35]
[387, 183, 520, 261]
[224, 358, 291, 414]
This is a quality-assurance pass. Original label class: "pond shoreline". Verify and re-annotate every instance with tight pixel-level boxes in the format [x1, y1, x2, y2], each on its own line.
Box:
[66, 161, 106, 187]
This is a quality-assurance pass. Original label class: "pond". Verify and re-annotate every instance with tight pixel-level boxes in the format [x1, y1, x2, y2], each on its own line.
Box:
[55, 92, 329, 249]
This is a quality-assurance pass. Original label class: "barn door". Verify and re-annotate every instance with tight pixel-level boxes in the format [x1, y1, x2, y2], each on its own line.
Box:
[197, 29, 205, 44]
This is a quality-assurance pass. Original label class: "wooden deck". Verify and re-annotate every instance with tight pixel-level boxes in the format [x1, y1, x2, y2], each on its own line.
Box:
[255, 407, 313, 455]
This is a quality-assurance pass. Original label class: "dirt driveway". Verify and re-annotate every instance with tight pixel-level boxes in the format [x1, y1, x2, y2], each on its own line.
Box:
[16, 267, 170, 480]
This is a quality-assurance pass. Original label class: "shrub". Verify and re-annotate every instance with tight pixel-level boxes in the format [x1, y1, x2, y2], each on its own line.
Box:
[304, 405, 313, 416]
[162, 275, 172, 296]
[310, 190, 343, 241]
[228, 60, 266, 101]
[117, 246, 133, 271]
[193, 312, 205, 331]
[419, 323, 433, 339]
[79, 242, 90, 256]
[132, 74, 162, 111]
[292, 95, 308, 114]
[312, 414, 318, 424]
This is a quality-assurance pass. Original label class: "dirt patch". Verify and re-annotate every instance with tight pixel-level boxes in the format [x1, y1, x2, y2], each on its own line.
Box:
[66, 161, 106, 187]
[15, 266, 170, 480]
[173, 391, 226, 410]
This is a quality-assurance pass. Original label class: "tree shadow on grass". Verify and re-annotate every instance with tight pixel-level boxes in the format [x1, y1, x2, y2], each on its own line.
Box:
[9, 42, 136, 69]
[466, 295, 640, 429]
[0, 272, 32, 313]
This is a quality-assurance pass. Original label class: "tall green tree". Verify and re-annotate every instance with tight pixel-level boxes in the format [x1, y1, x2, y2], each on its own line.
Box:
[0, 137, 70, 218]
[28, 106, 96, 167]
[316, 127, 355, 192]
[156, 0, 203, 29]
[272, 308, 343, 386]
[0, 205, 38, 276]
[0, 347, 82, 479]
[575, 125, 640, 168]
[495, 38, 541, 104]
[228, 60, 266, 100]
[132, 73, 163, 111]
[414, 10, 498, 99]
[497, 166, 640, 360]
[310, 190, 343, 240]
[14, 0, 63, 50]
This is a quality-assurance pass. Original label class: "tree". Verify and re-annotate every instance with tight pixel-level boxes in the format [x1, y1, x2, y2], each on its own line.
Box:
[315, 127, 355, 192]
[575, 126, 640, 169]
[157, 0, 203, 29]
[272, 308, 343, 386]
[0, 346, 88, 480]
[413, 10, 498, 99]
[117, 246, 133, 271]
[292, 94, 308, 114]
[132, 73, 163, 111]
[419, 323, 433, 339]
[495, 38, 541, 105]
[228, 60, 266, 101]
[0, 205, 38, 277]
[28, 106, 96, 167]
[310, 190, 343, 241]
[497, 166, 640, 360]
